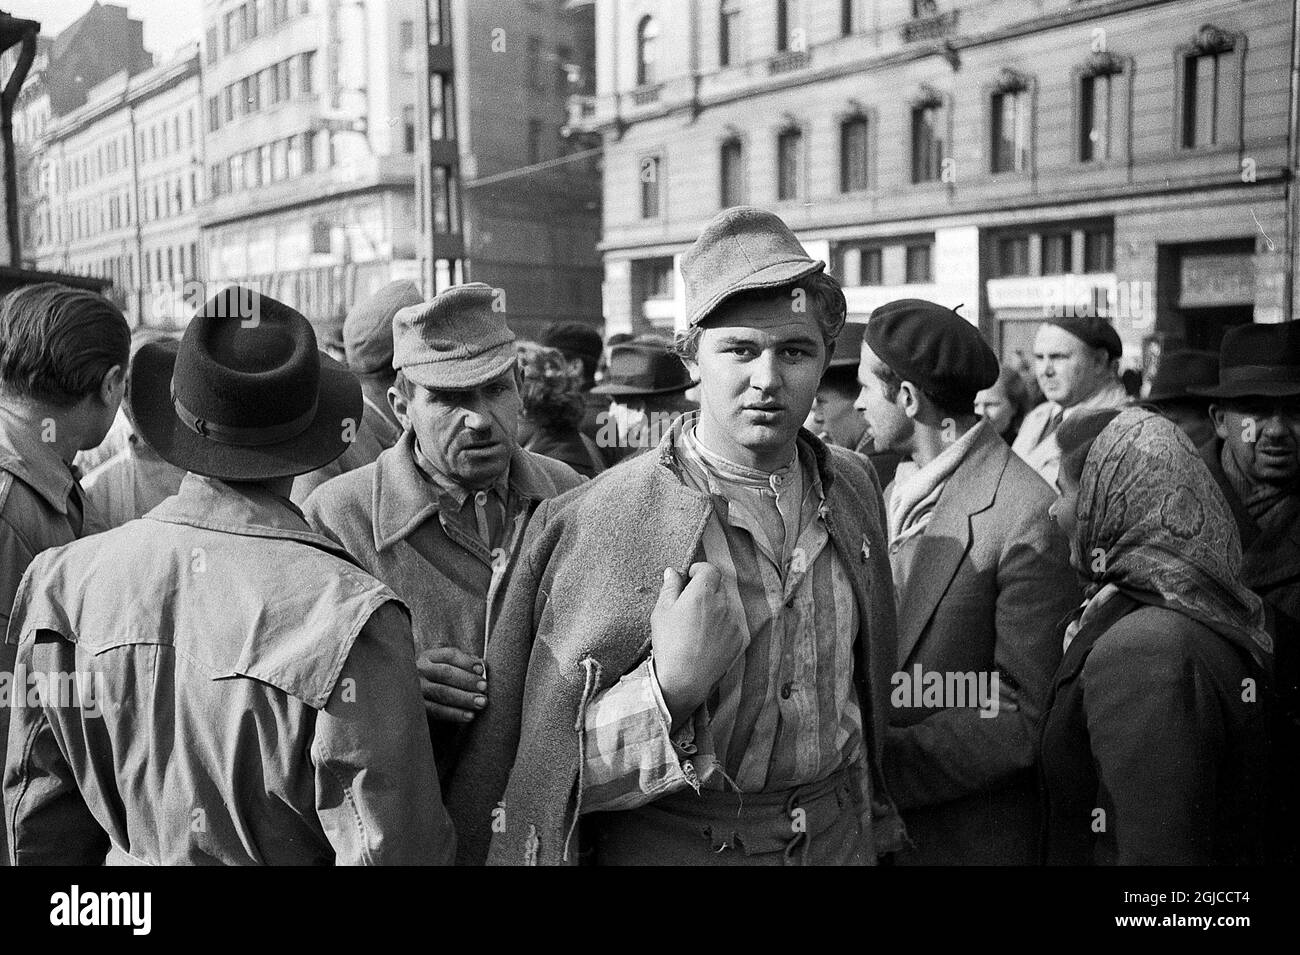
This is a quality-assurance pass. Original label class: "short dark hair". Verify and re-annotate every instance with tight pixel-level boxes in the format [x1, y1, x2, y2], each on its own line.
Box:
[0, 283, 130, 407]
[873, 360, 977, 418]
[1057, 408, 1124, 484]
[672, 272, 848, 362]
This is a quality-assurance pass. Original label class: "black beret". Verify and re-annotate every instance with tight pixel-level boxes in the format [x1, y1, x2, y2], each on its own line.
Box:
[864, 299, 999, 395]
[1041, 315, 1122, 359]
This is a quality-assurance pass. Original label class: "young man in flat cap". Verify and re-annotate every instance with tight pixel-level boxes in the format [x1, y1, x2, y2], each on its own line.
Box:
[303, 281, 583, 865]
[855, 299, 1079, 864]
[0, 283, 128, 866]
[1012, 316, 1130, 486]
[476, 207, 904, 866]
[291, 280, 423, 504]
[1190, 320, 1300, 863]
[4, 288, 454, 865]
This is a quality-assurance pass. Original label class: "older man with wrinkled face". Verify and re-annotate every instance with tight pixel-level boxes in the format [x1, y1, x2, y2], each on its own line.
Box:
[481, 207, 906, 867]
[303, 282, 584, 865]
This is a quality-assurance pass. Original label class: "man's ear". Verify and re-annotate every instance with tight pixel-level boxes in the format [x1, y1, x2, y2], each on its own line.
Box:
[1208, 403, 1231, 441]
[98, 364, 126, 407]
[898, 381, 922, 420]
[388, 385, 412, 431]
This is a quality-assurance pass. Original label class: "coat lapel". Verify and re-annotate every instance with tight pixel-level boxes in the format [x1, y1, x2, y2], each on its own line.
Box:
[896, 428, 1006, 665]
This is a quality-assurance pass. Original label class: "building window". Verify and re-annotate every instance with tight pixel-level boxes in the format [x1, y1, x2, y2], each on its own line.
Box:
[555, 45, 573, 93]
[720, 1, 741, 67]
[206, 26, 219, 64]
[431, 166, 459, 233]
[312, 220, 332, 254]
[777, 128, 801, 201]
[1042, 233, 1073, 275]
[430, 73, 454, 139]
[905, 243, 932, 283]
[833, 242, 883, 286]
[991, 86, 1029, 173]
[636, 16, 659, 86]
[428, 0, 450, 45]
[911, 101, 944, 183]
[1181, 29, 1237, 149]
[1079, 73, 1112, 162]
[995, 236, 1030, 277]
[399, 18, 415, 64]
[527, 119, 543, 165]
[776, 0, 802, 52]
[1084, 229, 1113, 272]
[527, 36, 544, 90]
[840, 116, 869, 193]
[841, 0, 855, 35]
[300, 51, 315, 95]
[403, 106, 416, 153]
[640, 155, 661, 219]
[720, 138, 744, 207]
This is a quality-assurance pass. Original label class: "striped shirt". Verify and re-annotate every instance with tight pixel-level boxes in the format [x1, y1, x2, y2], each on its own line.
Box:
[580, 414, 863, 813]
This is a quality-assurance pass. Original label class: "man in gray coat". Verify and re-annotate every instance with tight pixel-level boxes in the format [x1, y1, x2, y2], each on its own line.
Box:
[856, 299, 1080, 864]
[304, 282, 582, 864]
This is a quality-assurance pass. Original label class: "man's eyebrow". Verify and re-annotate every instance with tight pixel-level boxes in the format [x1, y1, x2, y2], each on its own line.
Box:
[714, 332, 820, 348]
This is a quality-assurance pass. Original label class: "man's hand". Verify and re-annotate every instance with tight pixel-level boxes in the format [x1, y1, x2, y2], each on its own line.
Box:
[416, 646, 487, 722]
[650, 563, 746, 728]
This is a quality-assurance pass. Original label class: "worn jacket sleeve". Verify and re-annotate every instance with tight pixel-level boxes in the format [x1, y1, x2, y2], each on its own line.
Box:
[313, 599, 457, 865]
[1082, 619, 1223, 864]
[885, 498, 1075, 809]
[5, 631, 110, 865]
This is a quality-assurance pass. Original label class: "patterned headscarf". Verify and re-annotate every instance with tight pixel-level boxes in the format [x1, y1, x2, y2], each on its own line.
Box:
[1075, 408, 1272, 669]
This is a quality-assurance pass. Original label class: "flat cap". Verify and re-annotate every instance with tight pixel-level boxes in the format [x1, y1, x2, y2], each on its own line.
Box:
[681, 206, 825, 328]
[344, 280, 423, 374]
[393, 282, 517, 390]
[1042, 315, 1122, 359]
[865, 299, 999, 396]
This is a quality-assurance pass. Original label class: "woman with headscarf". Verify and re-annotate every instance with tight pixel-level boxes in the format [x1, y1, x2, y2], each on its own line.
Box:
[1040, 407, 1272, 865]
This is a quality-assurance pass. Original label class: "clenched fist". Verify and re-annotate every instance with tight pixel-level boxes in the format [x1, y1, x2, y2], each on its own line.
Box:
[650, 563, 747, 728]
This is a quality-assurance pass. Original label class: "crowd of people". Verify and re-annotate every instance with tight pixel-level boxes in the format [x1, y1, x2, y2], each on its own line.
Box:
[0, 205, 1295, 866]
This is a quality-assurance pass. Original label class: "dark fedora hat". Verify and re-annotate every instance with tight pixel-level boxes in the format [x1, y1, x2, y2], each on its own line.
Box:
[1143, 349, 1218, 405]
[130, 287, 362, 481]
[590, 340, 694, 397]
[827, 321, 866, 369]
[1188, 321, 1300, 400]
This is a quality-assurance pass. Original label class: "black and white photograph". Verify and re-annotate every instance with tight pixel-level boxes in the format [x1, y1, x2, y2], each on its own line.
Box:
[0, 0, 1295, 934]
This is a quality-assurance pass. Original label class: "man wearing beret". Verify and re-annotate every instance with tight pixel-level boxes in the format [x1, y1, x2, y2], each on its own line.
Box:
[1012, 316, 1130, 486]
[1190, 320, 1300, 864]
[303, 282, 583, 865]
[291, 280, 422, 504]
[855, 299, 1079, 864]
[477, 207, 904, 865]
[4, 288, 454, 864]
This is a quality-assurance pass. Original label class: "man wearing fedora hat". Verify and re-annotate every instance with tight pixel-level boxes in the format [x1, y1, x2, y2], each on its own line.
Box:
[477, 207, 904, 865]
[0, 283, 129, 867]
[290, 280, 423, 504]
[855, 298, 1078, 864]
[1191, 320, 1300, 863]
[591, 337, 696, 464]
[1013, 315, 1131, 486]
[303, 281, 582, 865]
[3, 287, 455, 865]
[1138, 347, 1218, 448]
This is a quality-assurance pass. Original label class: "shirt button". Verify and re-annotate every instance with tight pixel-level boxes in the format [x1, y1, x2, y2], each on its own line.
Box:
[781, 682, 793, 700]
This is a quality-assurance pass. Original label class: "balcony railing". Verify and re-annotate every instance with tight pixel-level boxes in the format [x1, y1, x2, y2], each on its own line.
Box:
[630, 84, 662, 106]
[768, 49, 810, 75]
[902, 10, 959, 43]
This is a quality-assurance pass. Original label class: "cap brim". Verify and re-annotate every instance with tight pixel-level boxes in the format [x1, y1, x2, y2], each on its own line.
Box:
[590, 380, 695, 396]
[130, 341, 363, 481]
[1187, 381, 1300, 399]
[400, 350, 517, 390]
[689, 259, 826, 328]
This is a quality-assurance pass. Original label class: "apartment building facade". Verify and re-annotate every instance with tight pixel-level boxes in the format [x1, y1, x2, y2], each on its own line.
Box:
[574, 0, 1299, 369]
[18, 47, 204, 327]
